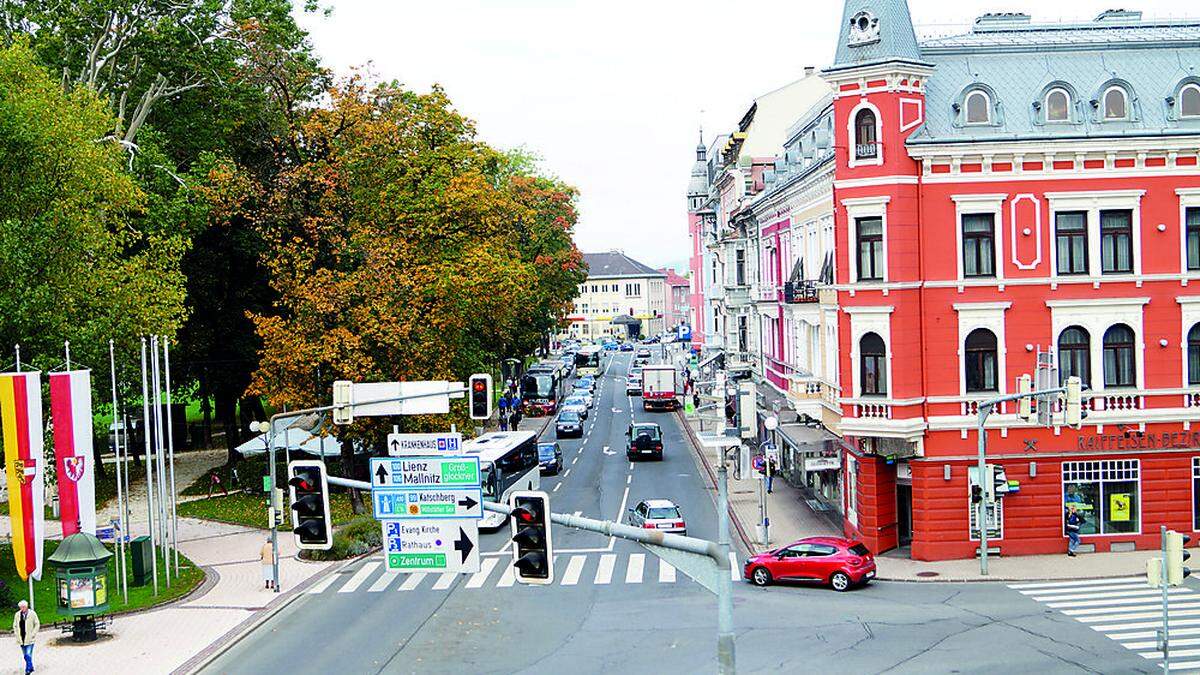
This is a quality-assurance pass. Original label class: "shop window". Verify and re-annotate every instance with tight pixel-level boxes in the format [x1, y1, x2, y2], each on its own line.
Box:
[968, 466, 1002, 540]
[1100, 209, 1133, 274]
[964, 328, 998, 393]
[856, 217, 884, 281]
[846, 456, 858, 526]
[1063, 460, 1140, 535]
[859, 332, 887, 396]
[1102, 324, 1136, 388]
[1045, 88, 1071, 122]
[1055, 211, 1088, 275]
[962, 213, 995, 277]
[1058, 326, 1091, 388]
[854, 108, 877, 160]
[1190, 324, 1200, 386]
[1187, 208, 1200, 271]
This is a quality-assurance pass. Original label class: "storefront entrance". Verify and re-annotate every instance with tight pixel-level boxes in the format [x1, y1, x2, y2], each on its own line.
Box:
[897, 483, 913, 547]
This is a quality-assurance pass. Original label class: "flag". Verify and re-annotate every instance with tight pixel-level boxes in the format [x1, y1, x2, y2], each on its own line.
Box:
[50, 370, 96, 537]
[1, 372, 45, 581]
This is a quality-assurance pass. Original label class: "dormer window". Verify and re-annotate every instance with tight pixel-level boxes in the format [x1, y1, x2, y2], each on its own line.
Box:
[964, 90, 991, 125]
[848, 10, 880, 46]
[1103, 86, 1128, 120]
[1182, 84, 1200, 119]
[1045, 88, 1071, 122]
[855, 108, 878, 159]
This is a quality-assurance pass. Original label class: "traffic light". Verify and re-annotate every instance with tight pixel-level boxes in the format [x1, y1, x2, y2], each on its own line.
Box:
[1167, 530, 1192, 586]
[510, 491, 553, 584]
[971, 484, 983, 504]
[1017, 374, 1033, 421]
[332, 380, 354, 425]
[1147, 557, 1164, 588]
[287, 460, 332, 550]
[1064, 376, 1082, 428]
[469, 373, 493, 421]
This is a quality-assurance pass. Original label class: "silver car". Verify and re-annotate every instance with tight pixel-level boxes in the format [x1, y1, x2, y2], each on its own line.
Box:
[627, 499, 686, 535]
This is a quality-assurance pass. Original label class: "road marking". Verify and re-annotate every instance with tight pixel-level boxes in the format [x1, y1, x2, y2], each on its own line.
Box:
[432, 572, 456, 590]
[367, 568, 400, 593]
[1064, 599, 1200, 617]
[561, 555, 587, 585]
[612, 407, 621, 413]
[629, 462, 633, 470]
[1048, 590, 1191, 609]
[594, 554, 616, 585]
[1091, 616, 1200, 632]
[1019, 581, 1151, 596]
[553, 483, 561, 492]
[1033, 588, 1191, 602]
[564, 468, 572, 477]
[626, 553, 644, 583]
[1009, 576, 1144, 590]
[338, 561, 380, 593]
[496, 563, 516, 587]
[659, 560, 676, 583]
[466, 557, 500, 589]
[614, 485, 631, 530]
[729, 552, 740, 580]
[577, 447, 584, 454]
[398, 573, 426, 591]
[572, 456, 579, 465]
[306, 572, 341, 594]
[1117, 631, 1200, 647]
[573, 510, 582, 517]
[626, 474, 631, 485]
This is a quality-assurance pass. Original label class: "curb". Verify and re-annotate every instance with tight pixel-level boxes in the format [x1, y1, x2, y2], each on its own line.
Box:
[675, 410, 755, 555]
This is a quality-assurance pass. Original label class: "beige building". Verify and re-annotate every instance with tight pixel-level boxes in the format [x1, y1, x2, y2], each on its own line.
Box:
[566, 251, 667, 340]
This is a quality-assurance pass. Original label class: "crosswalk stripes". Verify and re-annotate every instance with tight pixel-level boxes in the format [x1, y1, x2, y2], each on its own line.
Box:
[338, 561, 379, 593]
[562, 555, 586, 585]
[626, 554, 645, 584]
[659, 560, 676, 583]
[398, 572, 426, 591]
[432, 572, 456, 590]
[595, 554, 616, 585]
[367, 569, 399, 592]
[466, 557, 500, 589]
[306, 572, 341, 595]
[1009, 577, 1200, 671]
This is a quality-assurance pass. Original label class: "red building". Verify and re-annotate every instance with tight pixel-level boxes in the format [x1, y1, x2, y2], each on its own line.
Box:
[826, 1, 1200, 559]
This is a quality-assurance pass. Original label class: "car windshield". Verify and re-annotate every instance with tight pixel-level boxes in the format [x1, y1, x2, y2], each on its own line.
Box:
[559, 411, 580, 422]
[632, 425, 660, 440]
[565, 398, 584, 406]
[538, 444, 556, 459]
[849, 543, 870, 556]
[648, 507, 680, 519]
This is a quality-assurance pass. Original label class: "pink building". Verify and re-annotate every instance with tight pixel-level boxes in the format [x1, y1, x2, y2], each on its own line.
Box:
[659, 267, 691, 333]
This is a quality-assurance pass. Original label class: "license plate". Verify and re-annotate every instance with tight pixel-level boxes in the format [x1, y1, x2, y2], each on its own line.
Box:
[641, 449, 652, 453]
[656, 523, 671, 529]
[865, 571, 875, 579]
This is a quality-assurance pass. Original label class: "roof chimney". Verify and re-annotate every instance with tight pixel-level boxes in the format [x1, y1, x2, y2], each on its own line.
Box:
[804, 66, 815, 77]
[973, 12, 1031, 32]
[1095, 9, 1143, 23]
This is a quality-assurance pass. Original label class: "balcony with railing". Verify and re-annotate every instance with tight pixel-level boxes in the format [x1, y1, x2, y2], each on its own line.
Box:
[855, 142, 878, 160]
[783, 280, 819, 304]
[723, 283, 751, 307]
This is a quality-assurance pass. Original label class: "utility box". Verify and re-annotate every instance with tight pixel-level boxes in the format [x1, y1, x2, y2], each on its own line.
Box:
[130, 535, 152, 586]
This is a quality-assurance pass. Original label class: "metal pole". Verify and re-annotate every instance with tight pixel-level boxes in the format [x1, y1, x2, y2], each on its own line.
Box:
[163, 337, 179, 574]
[140, 338, 158, 594]
[269, 419, 280, 593]
[151, 336, 170, 586]
[109, 340, 128, 603]
[1162, 524, 1170, 673]
[977, 404, 990, 576]
[716, 449, 736, 675]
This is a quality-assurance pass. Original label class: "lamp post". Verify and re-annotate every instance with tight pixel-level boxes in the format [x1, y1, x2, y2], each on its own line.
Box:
[758, 415, 778, 547]
[249, 420, 278, 591]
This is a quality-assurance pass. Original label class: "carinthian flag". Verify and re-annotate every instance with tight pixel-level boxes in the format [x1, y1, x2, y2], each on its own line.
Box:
[0, 372, 45, 581]
[50, 371, 96, 537]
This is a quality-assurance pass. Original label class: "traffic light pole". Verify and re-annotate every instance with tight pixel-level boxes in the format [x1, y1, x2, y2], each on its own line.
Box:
[1162, 524, 1170, 673]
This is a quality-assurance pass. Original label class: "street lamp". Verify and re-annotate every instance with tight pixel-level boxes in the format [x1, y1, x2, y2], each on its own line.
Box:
[758, 415, 779, 547]
[249, 419, 281, 592]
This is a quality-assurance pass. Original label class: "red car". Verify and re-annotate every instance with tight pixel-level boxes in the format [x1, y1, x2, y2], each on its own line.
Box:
[743, 536, 876, 591]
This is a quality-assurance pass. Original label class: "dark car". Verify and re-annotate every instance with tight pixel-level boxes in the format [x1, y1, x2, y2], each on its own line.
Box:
[743, 536, 876, 591]
[538, 442, 563, 475]
[556, 410, 584, 438]
[619, 342, 634, 352]
[626, 422, 663, 460]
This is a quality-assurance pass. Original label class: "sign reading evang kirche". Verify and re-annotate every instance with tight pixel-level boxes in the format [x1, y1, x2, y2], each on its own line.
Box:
[1077, 431, 1200, 452]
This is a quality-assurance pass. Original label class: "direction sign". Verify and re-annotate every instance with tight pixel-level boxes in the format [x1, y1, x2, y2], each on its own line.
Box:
[387, 432, 463, 456]
[382, 520, 479, 573]
[372, 487, 482, 520]
[370, 456, 480, 489]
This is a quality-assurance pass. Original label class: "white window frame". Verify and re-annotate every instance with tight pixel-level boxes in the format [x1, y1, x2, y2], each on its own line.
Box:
[847, 100, 884, 169]
[846, 305, 894, 398]
[964, 90, 991, 125]
[1182, 83, 1200, 119]
[1046, 190, 1145, 279]
[846, 455, 858, 526]
[1193, 457, 1200, 531]
[1178, 189, 1200, 275]
[1062, 459, 1142, 536]
[843, 196, 891, 284]
[1103, 86, 1129, 121]
[1046, 297, 1148, 393]
[1044, 88, 1071, 123]
[952, 194, 1007, 281]
[1178, 296, 1200, 388]
[953, 302, 1011, 398]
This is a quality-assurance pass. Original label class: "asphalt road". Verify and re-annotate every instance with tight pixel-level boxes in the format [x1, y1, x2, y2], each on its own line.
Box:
[200, 350, 1167, 674]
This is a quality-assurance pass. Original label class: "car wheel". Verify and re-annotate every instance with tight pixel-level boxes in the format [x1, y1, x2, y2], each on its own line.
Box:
[751, 567, 772, 587]
[831, 572, 851, 592]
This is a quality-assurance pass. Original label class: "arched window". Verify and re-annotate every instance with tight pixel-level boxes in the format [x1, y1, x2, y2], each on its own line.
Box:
[1045, 88, 1070, 122]
[860, 332, 887, 396]
[1189, 324, 1200, 385]
[964, 328, 998, 392]
[1103, 324, 1136, 387]
[1058, 327, 1091, 387]
[854, 108, 878, 160]
[1182, 84, 1200, 119]
[1103, 86, 1128, 120]
[965, 90, 991, 124]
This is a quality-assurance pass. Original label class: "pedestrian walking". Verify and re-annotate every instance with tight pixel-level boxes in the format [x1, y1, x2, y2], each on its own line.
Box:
[511, 403, 523, 429]
[207, 470, 228, 498]
[498, 395, 510, 431]
[261, 538, 276, 589]
[12, 600, 38, 674]
[1065, 504, 1085, 557]
[766, 457, 777, 494]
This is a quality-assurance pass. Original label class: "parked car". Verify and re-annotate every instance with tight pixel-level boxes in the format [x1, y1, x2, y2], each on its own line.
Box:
[626, 422, 663, 460]
[570, 387, 594, 408]
[562, 396, 589, 419]
[625, 374, 642, 395]
[538, 442, 563, 475]
[743, 537, 876, 591]
[627, 499, 686, 534]
[555, 410, 584, 438]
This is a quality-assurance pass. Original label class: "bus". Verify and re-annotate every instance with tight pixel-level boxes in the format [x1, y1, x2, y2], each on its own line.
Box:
[521, 367, 562, 415]
[574, 345, 603, 377]
[463, 431, 540, 530]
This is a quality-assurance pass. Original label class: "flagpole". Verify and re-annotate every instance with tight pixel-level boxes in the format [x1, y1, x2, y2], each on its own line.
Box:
[140, 338, 158, 595]
[162, 336, 179, 575]
[150, 336, 170, 586]
[109, 340, 128, 603]
[15, 346, 33, 610]
[64, 340, 70, 370]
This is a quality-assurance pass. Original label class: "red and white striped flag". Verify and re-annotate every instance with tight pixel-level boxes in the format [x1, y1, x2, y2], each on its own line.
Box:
[1, 372, 45, 581]
[50, 370, 97, 537]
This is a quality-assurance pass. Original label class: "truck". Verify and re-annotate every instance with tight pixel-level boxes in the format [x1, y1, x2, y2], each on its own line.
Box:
[641, 365, 679, 411]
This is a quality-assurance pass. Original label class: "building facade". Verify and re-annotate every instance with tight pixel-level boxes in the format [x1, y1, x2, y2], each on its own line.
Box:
[567, 251, 667, 340]
[659, 267, 691, 334]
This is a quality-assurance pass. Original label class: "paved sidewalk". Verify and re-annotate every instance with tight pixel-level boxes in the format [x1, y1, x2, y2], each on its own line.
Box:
[677, 409, 1158, 582]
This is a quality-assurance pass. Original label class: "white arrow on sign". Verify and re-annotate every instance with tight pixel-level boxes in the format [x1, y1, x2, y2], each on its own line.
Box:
[602, 446, 616, 456]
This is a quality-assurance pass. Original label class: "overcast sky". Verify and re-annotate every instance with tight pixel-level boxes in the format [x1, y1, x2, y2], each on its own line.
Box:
[296, 0, 1188, 271]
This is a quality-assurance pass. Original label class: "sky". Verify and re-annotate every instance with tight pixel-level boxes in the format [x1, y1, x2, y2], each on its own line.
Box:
[296, 0, 1189, 271]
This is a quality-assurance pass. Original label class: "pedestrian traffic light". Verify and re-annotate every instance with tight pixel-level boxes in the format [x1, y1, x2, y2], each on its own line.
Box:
[510, 490, 553, 584]
[333, 380, 354, 425]
[1147, 556, 1164, 588]
[1064, 376, 1083, 428]
[971, 484, 983, 504]
[1017, 374, 1033, 421]
[469, 373, 492, 421]
[287, 460, 332, 550]
[1167, 530, 1192, 586]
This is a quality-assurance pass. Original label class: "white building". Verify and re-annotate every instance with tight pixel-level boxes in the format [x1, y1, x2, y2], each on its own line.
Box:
[566, 251, 667, 340]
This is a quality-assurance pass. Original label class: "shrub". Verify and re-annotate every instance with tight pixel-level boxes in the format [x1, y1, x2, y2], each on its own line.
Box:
[301, 515, 381, 561]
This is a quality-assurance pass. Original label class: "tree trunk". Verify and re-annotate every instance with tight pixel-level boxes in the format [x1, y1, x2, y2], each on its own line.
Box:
[341, 437, 364, 514]
[215, 391, 239, 466]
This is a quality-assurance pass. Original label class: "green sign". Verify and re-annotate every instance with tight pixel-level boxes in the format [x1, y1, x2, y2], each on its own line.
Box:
[440, 461, 478, 484]
[262, 476, 271, 493]
[389, 553, 447, 569]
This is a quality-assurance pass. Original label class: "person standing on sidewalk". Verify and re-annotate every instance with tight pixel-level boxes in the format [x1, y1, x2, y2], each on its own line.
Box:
[12, 600, 38, 674]
[1065, 504, 1084, 557]
[261, 538, 276, 589]
[766, 456, 777, 494]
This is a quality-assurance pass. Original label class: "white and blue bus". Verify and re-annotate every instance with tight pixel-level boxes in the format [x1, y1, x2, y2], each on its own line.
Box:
[464, 431, 540, 530]
[574, 345, 603, 377]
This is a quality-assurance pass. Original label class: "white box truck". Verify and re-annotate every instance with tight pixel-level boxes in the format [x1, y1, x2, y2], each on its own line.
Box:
[641, 365, 679, 412]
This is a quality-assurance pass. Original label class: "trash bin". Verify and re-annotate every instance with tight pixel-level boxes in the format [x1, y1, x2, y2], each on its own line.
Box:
[130, 535, 152, 586]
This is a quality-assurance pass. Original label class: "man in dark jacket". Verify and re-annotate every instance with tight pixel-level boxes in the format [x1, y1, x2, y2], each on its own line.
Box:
[1065, 504, 1085, 557]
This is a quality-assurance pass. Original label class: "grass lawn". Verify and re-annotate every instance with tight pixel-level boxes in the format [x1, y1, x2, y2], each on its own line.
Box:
[0, 539, 203, 630]
[177, 490, 362, 529]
